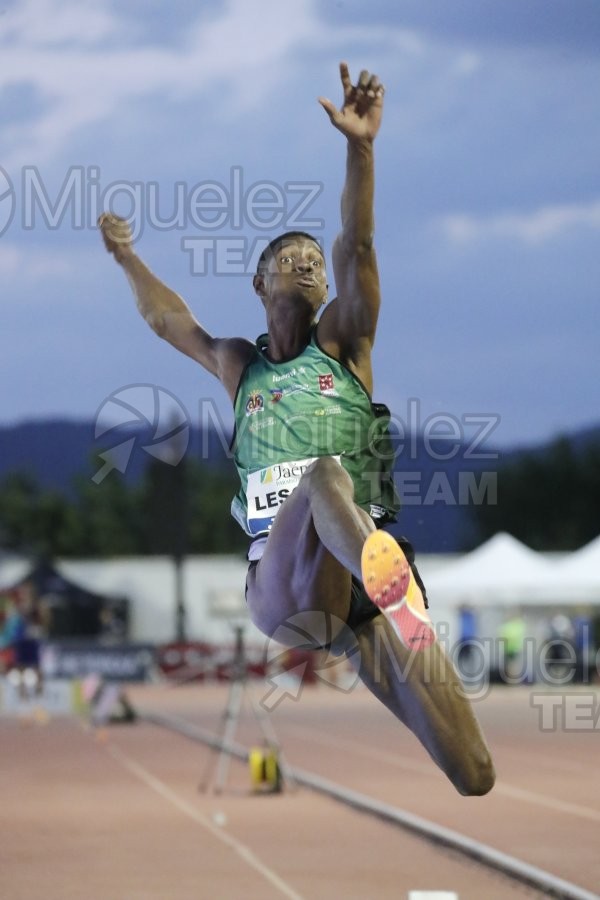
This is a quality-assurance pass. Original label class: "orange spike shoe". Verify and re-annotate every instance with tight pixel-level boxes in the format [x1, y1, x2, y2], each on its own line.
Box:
[361, 530, 435, 650]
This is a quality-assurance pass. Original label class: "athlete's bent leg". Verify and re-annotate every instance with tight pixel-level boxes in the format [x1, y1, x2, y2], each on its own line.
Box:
[245, 459, 495, 795]
[246, 458, 375, 638]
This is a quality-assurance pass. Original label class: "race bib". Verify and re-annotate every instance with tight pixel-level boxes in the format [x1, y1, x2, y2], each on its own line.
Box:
[246, 456, 340, 535]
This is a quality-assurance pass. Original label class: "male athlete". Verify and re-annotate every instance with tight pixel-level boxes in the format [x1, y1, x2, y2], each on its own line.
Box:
[99, 63, 495, 795]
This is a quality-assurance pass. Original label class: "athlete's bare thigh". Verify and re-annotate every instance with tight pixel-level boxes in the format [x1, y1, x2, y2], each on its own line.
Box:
[245, 477, 352, 639]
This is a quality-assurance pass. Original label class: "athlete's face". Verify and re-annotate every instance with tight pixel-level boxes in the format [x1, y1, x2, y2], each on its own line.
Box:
[254, 237, 328, 310]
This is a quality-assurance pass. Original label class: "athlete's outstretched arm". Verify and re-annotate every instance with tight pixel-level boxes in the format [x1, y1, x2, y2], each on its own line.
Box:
[98, 213, 252, 400]
[317, 63, 385, 388]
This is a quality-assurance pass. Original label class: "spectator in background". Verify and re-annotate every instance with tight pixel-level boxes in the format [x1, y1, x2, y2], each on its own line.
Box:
[543, 613, 576, 685]
[457, 603, 479, 677]
[498, 610, 527, 684]
[0, 593, 25, 674]
[1, 585, 48, 696]
[572, 614, 593, 683]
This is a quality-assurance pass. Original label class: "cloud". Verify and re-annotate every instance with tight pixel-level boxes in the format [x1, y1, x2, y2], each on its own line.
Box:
[438, 200, 600, 245]
[453, 52, 482, 77]
[0, 0, 429, 169]
[0, 241, 73, 279]
[1, 0, 119, 46]
[1, 0, 291, 165]
[350, 0, 600, 56]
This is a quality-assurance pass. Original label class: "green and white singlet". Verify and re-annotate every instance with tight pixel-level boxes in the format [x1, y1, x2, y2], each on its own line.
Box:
[230, 330, 400, 537]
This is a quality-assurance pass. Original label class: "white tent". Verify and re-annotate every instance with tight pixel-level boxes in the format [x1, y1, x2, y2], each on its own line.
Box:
[421, 534, 600, 672]
[0, 551, 34, 592]
[424, 532, 556, 605]
[4, 535, 599, 645]
[0, 551, 261, 645]
[58, 555, 261, 645]
[548, 535, 600, 601]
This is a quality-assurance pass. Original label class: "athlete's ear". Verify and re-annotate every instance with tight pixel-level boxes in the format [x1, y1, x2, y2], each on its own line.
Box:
[253, 274, 265, 298]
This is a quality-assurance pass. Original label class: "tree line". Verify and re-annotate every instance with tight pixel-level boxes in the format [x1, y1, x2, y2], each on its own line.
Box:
[1, 435, 598, 557]
[0, 456, 248, 559]
[471, 436, 600, 551]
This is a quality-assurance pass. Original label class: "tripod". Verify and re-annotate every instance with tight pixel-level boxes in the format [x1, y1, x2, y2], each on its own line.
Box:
[201, 625, 295, 794]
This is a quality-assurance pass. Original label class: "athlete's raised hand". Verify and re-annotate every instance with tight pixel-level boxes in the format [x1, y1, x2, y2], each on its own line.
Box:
[318, 62, 385, 143]
[98, 212, 134, 263]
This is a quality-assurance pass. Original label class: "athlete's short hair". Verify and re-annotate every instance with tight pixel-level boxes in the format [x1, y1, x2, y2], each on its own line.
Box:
[256, 231, 323, 275]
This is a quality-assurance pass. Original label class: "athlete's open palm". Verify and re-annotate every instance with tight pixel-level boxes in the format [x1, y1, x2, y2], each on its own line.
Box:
[319, 62, 385, 142]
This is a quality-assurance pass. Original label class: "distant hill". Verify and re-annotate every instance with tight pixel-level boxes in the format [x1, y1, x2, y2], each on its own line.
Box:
[1, 419, 598, 553]
[0, 419, 233, 493]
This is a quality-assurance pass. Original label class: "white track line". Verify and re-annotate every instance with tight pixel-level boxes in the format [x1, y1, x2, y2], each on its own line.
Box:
[107, 742, 304, 900]
[493, 783, 600, 824]
[284, 724, 600, 823]
[283, 724, 434, 777]
[143, 711, 599, 900]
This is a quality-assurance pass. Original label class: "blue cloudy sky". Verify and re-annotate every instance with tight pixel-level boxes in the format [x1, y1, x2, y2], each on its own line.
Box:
[2, 0, 599, 449]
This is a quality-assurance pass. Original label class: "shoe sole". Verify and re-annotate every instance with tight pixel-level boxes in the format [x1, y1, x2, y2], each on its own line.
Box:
[361, 531, 435, 650]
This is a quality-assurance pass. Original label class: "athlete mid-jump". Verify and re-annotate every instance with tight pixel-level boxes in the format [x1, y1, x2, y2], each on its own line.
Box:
[99, 62, 495, 796]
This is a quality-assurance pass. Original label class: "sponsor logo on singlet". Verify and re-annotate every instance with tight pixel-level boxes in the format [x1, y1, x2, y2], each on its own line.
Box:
[318, 373, 338, 396]
[313, 405, 341, 417]
[245, 391, 264, 415]
[268, 384, 311, 403]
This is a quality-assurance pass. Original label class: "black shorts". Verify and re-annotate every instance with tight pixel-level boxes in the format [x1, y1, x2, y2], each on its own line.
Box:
[245, 534, 429, 637]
